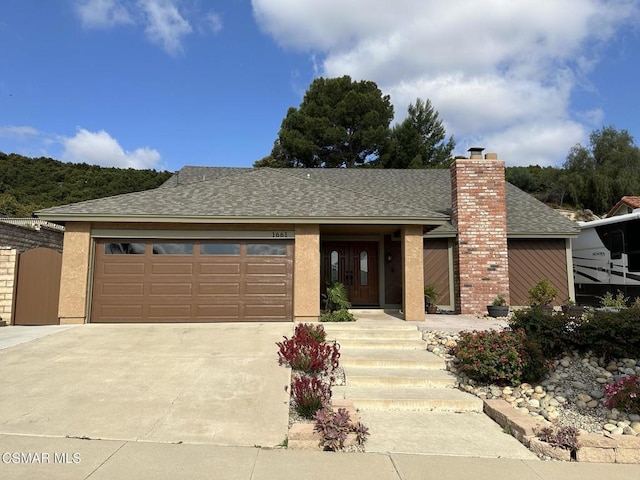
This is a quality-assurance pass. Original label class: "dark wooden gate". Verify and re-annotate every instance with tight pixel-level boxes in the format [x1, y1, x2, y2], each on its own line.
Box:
[14, 248, 62, 325]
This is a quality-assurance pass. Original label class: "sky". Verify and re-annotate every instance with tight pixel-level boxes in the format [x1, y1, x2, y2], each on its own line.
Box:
[1, 0, 639, 171]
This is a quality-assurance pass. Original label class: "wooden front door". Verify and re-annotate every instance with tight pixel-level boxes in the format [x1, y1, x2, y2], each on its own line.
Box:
[322, 242, 379, 305]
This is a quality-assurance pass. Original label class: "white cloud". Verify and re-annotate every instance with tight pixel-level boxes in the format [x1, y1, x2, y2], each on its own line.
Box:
[62, 128, 162, 169]
[0, 125, 40, 137]
[76, 0, 133, 28]
[200, 12, 223, 34]
[74, 0, 221, 55]
[138, 0, 192, 55]
[252, 0, 638, 166]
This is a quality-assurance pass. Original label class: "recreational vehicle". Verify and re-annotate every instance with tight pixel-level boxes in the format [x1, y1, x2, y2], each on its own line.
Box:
[573, 211, 640, 303]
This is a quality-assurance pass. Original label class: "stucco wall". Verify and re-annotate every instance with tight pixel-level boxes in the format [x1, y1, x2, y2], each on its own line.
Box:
[58, 223, 91, 324]
[402, 225, 425, 321]
[294, 224, 320, 321]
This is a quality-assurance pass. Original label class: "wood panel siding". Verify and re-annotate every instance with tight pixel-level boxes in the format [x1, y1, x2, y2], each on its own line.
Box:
[424, 239, 451, 306]
[508, 239, 568, 307]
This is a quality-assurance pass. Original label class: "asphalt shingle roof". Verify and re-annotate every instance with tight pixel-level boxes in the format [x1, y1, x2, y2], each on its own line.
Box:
[37, 167, 579, 236]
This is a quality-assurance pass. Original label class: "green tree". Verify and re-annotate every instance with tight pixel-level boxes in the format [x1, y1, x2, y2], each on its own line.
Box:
[256, 76, 394, 168]
[562, 126, 640, 213]
[380, 98, 455, 168]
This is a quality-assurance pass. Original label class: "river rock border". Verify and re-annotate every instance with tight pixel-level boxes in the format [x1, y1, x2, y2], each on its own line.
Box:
[484, 398, 640, 463]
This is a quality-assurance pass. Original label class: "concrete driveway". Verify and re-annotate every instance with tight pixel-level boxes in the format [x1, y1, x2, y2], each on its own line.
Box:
[0, 323, 293, 447]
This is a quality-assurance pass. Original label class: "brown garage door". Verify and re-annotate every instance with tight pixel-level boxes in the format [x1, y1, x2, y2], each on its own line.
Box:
[91, 239, 293, 323]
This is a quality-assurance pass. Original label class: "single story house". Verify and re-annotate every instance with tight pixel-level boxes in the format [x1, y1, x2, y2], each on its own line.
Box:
[606, 196, 640, 218]
[36, 149, 580, 324]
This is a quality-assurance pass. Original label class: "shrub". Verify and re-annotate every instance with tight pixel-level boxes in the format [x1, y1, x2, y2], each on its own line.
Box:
[454, 328, 547, 386]
[603, 375, 640, 415]
[599, 290, 628, 308]
[536, 425, 579, 451]
[324, 281, 351, 312]
[578, 309, 640, 360]
[291, 375, 332, 418]
[508, 309, 576, 357]
[492, 294, 507, 306]
[277, 324, 340, 375]
[313, 407, 369, 451]
[320, 310, 356, 322]
[528, 279, 558, 307]
[424, 283, 439, 305]
[293, 322, 326, 343]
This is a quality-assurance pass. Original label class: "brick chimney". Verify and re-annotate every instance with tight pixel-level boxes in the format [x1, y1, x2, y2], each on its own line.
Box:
[450, 148, 509, 314]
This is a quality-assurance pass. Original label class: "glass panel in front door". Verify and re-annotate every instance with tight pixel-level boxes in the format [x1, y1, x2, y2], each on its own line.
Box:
[360, 251, 368, 286]
[330, 250, 339, 283]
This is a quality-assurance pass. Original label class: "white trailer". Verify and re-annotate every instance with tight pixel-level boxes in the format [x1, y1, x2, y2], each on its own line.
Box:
[573, 211, 640, 303]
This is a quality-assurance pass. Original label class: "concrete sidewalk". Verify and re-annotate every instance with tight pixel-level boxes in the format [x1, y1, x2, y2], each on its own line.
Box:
[1, 435, 638, 480]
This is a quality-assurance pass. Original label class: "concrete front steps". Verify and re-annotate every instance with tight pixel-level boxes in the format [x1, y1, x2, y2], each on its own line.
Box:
[322, 322, 483, 413]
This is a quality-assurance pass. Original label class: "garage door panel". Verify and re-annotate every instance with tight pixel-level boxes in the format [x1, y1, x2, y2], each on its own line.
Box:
[244, 304, 289, 320]
[151, 263, 193, 275]
[98, 304, 144, 320]
[103, 263, 146, 275]
[199, 263, 241, 275]
[245, 282, 287, 296]
[198, 283, 241, 295]
[101, 283, 145, 296]
[150, 283, 193, 296]
[245, 262, 289, 275]
[92, 239, 292, 323]
[147, 305, 193, 318]
[196, 275, 242, 284]
[196, 304, 240, 319]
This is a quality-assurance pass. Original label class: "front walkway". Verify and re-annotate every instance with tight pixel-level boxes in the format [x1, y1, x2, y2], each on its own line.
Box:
[326, 310, 533, 459]
[353, 308, 509, 332]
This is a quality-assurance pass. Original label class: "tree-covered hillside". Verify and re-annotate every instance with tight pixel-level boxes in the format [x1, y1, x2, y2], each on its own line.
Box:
[506, 126, 640, 215]
[0, 152, 172, 217]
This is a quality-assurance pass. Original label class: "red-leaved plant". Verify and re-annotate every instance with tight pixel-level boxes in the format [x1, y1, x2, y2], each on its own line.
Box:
[291, 375, 331, 418]
[604, 375, 640, 414]
[277, 323, 339, 375]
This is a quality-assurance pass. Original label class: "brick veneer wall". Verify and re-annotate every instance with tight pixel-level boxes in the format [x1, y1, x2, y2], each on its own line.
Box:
[0, 222, 63, 253]
[0, 248, 17, 324]
[451, 153, 509, 314]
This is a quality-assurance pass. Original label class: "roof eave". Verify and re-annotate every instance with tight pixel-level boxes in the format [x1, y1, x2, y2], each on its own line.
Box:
[507, 232, 580, 239]
[35, 213, 449, 226]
